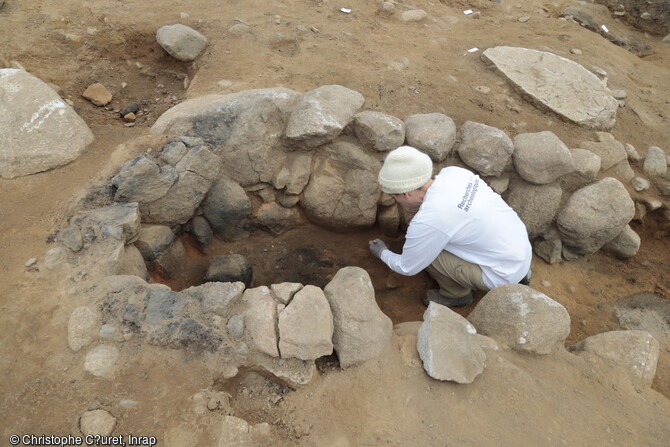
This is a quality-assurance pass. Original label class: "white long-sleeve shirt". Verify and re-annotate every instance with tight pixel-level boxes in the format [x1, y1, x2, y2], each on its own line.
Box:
[380, 166, 532, 289]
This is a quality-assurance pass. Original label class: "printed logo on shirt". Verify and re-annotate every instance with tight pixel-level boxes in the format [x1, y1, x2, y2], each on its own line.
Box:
[457, 178, 479, 212]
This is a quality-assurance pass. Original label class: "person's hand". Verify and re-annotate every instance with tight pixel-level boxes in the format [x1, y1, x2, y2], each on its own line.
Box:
[368, 238, 388, 259]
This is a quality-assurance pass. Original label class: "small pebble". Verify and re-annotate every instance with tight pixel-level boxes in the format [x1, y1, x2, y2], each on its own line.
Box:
[631, 177, 650, 192]
[120, 102, 140, 116]
[541, 280, 552, 287]
[611, 89, 627, 99]
[570, 48, 582, 55]
[25, 258, 37, 267]
[100, 325, 117, 338]
[518, 16, 530, 22]
[382, 2, 395, 14]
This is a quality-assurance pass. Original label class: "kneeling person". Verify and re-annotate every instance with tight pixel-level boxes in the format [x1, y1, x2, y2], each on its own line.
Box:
[369, 146, 532, 307]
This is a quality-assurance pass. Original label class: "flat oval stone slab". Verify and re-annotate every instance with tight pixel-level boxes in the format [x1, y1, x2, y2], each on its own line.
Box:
[482, 46, 618, 130]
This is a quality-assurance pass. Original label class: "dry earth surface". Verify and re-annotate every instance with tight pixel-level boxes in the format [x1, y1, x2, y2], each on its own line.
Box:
[1, 0, 670, 446]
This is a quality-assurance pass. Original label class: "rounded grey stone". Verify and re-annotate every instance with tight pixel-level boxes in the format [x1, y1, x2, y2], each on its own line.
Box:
[80, 409, 116, 436]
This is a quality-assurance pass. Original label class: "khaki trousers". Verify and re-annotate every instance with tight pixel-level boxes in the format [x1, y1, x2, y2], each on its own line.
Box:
[425, 250, 490, 298]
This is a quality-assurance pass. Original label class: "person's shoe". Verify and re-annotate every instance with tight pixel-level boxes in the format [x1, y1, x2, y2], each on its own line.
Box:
[519, 269, 532, 286]
[422, 289, 474, 308]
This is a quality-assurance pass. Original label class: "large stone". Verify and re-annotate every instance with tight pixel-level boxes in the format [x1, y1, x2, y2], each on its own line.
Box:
[78, 203, 142, 245]
[468, 284, 571, 354]
[285, 85, 365, 148]
[601, 224, 641, 259]
[273, 151, 313, 195]
[187, 216, 213, 246]
[504, 179, 562, 238]
[111, 156, 178, 203]
[482, 46, 619, 129]
[202, 176, 251, 239]
[153, 238, 187, 279]
[457, 121, 514, 177]
[159, 140, 188, 166]
[560, 149, 601, 192]
[513, 131, 575, 185]
[278, 285, 334, 360]
[0, 69, 94, 179]
[205, 254, 253, 287]
[323, 267, 393, 368]
[578, 132, 627, 171]
[532, 228, 563, 264]
[142, 172, 211, 225]
[175, 145, 221, 182]
[583, 134, 634, 181]
[152, 88, 299, 186]
[242, 286, 279, 357]
[156, 24, 208, 62]
[570, 330, 660, 388]
[353, 111, 405, 152]
[417, 303, 486, 383]
[270, 283, 303, 305]
[140, 145, 221, 225]
[404, 113, 457, 161]
[643, 146, 668, 177]
[134, 225, 176, 262]
[144, 289, 189, 326]
[118, 244, 150, 281]
[182, 281, 245, 316]
[58, 224, 84, 252]
[68, 307, 100, 352]
[603, 159, 635, 185]
[301, 141, 381, 230]
[556, 178, 635, 254]
[253, 202, 301, 235]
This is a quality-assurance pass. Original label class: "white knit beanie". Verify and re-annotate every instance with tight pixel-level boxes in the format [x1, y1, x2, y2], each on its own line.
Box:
[378, 146, 433, 194]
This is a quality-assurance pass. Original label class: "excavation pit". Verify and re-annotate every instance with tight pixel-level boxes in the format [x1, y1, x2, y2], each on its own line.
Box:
[147, 224, 434, 325]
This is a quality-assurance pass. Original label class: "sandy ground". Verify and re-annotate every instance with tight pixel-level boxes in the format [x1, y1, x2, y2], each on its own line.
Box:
[2, 0, 670, 445]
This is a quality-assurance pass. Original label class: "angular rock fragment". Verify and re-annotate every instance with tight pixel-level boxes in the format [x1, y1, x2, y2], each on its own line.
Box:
[323, 267, 393, 368]
[285, 85, 365, 148]
[418, 303, 486, 383]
